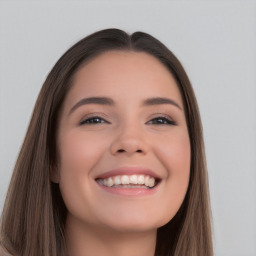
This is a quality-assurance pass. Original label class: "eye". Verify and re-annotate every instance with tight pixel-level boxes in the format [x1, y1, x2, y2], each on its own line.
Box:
[79, 116, 110, 125]
[147, 116, 176, 125]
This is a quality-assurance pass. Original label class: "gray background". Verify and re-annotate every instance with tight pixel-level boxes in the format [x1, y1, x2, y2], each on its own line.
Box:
[0, 1, 255, 255]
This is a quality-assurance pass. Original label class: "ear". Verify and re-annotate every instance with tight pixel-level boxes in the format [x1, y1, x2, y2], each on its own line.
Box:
[50, 165, 60, 183]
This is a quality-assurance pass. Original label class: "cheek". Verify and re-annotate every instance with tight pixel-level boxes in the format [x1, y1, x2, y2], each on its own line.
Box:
[58, 131, 106, 173]
[57, 132, 108, 217]
[157, 129, 191, 176]
[152, 129, 190, 223]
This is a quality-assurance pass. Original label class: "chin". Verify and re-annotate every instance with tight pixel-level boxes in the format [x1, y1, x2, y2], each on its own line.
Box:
[104, 221, 158, 233]
[97, 211, 171, 234]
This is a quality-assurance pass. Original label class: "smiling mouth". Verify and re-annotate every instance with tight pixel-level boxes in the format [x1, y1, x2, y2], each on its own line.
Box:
[96, 174, 159, 189]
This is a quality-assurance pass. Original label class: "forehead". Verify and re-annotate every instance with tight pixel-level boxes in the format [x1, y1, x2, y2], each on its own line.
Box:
[66, 50, 183, 106]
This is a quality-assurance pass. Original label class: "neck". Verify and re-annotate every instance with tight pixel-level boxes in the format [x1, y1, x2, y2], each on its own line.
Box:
[65, 215, 157, 256]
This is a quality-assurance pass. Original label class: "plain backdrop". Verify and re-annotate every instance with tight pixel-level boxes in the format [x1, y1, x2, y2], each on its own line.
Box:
[0, 1, 255, 255]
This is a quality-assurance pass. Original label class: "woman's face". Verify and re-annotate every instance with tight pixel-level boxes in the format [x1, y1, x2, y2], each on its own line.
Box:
[56, 51, 190, 233]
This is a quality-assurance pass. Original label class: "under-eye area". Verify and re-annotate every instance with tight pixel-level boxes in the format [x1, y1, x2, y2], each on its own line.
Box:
[95, 174, 161, 189]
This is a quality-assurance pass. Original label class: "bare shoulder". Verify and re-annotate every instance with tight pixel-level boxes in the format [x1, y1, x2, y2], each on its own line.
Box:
[0, 245, 13, 256]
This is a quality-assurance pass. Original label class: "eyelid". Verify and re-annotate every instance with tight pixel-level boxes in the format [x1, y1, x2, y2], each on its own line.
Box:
[78, 112, 176, 126]
[146, 114, 176, 125]
[79, 113, 111, 125]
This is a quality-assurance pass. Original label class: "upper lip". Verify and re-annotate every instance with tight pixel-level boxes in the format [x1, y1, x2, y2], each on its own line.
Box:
[95, 166, 161, 180]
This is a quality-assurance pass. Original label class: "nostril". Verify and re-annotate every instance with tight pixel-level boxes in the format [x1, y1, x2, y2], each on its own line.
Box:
[117, 149, 125, 153]
[116, 149, 143, 153]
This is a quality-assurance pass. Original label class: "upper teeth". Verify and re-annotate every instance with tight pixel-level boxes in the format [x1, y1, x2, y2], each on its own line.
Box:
[97, 175, 156, 188]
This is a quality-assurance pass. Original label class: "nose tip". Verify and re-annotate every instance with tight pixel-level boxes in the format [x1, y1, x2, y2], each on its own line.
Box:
[110, 133, 147, 156]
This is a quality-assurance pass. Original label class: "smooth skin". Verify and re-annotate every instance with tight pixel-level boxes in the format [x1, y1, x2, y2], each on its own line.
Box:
[54, 51, 191, 256]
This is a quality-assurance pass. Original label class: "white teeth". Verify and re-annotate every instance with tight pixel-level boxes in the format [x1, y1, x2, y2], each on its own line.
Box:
[97, 174, 156, 188]
[145, 176, 150, 186]
[114, 176, 121, 185]
[130, 175, 138, 184]
[103, 179, 108, 186]
[106, 177, 114, 187]
[148, 177, 155, 187]
[137, 175, 144, 184]
[121, 175, 129, 184]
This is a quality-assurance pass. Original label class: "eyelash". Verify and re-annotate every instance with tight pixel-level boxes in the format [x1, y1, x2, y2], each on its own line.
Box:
[79, 116, 110, 125]
[79, 115, 176, 126]
[147, 116, 176, 125]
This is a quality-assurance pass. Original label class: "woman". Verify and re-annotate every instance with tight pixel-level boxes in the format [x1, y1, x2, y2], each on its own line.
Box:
[0, 28, 213, 256]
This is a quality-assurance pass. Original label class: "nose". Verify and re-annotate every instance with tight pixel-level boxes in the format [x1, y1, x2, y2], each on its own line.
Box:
[109, 125, 148, 156]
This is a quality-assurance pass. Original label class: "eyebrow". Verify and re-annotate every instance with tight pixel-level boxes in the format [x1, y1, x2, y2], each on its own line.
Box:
[142, 97, 182, 110]
[69, 97, 114, 115]
[69, 96, 182, 115]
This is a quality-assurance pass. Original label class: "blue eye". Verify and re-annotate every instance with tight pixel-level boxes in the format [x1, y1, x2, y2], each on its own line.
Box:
[79, 116, 109, 125]
[147, 117, 176, 125]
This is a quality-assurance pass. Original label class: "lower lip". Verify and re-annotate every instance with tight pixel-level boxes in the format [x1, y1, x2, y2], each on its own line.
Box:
[96, 182, 159, 196]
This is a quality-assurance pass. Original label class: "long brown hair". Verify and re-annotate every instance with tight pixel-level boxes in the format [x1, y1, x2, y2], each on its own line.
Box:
[0, 28, 213, 256]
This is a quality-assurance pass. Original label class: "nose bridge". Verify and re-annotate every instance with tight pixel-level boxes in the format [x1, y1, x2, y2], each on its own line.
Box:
[110, 120, 147, 155]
